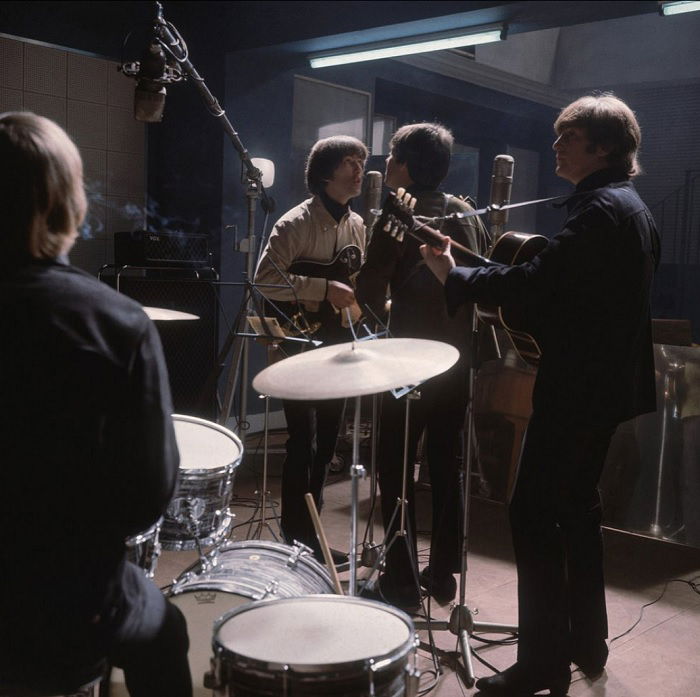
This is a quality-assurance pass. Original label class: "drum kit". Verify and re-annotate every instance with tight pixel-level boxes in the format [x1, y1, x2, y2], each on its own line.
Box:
[117, 333, 459, 696]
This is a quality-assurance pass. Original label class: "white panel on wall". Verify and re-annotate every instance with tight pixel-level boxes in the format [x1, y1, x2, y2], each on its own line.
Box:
[67, 99, 107, 149]
[67, 52, 108, 103]
[24, 43, 66, 97]
[107, 105, 144, 154]
[0, 37, 23, 89]
[107, 151, 145, 197]
[0, 87, 23, 112]
[22, 92, 67, 127]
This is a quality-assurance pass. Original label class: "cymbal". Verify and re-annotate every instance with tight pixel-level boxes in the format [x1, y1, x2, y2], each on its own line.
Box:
[143, 306, 200, 321]
[252, 338, 459, 400]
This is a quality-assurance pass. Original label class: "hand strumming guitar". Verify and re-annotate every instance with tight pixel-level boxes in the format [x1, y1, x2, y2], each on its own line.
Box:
[326, 279, 356, 309]
[420, 237, 456, 286]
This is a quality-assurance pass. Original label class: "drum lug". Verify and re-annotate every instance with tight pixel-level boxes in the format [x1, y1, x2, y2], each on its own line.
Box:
[405, 666, 421, 697]
[287, 542, 312, 568]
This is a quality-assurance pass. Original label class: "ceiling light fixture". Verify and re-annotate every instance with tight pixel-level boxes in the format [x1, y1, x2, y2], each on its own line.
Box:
[309, 24, 506, 69]
[659, 1, 700, 15]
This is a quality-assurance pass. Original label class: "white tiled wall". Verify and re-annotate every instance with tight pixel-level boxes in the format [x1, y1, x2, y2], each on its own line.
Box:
[0, 36, 146, 274]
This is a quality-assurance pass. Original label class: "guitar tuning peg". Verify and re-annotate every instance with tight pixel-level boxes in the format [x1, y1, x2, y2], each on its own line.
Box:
[397, 187, 406, 198]
[391, 222, 400, 238]
[396, 228, 405, 242]
[383, 220, 392, 233]
[408, 196, 416, 210]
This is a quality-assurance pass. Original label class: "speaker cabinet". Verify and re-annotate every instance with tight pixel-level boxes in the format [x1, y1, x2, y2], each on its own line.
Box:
[116, 275, 219, 420]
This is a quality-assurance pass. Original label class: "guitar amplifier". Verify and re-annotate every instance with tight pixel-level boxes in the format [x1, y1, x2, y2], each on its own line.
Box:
[114, 230, 210, 268]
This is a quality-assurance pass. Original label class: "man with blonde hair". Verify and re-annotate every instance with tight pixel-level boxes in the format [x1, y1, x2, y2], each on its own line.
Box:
[0, 112, 191, 696]
[422, 95, 659, 696]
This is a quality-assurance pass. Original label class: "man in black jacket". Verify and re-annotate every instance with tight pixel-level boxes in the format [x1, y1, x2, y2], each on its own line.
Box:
[0, 112, 191, 696]
[356, 123, 488, 611]
[422, 95, 659, 696]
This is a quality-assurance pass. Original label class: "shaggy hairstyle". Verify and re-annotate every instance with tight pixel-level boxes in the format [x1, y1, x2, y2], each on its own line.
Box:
[389, 122, 453, 188]
[0, 112, 87, 259]
[305, 135, 368, 195]
[554, 94, 642, 177]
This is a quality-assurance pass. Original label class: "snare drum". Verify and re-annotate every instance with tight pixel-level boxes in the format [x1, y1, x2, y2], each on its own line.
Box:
[208, 595, 418, 697]
[169, 541, 335, 697]
[161, 415, 243, 550]
[125, 519, 161, 578]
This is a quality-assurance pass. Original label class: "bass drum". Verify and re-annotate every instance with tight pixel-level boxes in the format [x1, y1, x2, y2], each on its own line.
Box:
[169, 540, 335, 696]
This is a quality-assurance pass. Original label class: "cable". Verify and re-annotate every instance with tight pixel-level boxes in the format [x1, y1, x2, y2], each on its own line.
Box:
[610, 574, 700, 644]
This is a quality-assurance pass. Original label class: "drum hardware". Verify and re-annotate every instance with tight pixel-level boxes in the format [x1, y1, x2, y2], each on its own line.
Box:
[247, 395, 281, 542]
[360, 393, 382, 569]
[253, 337, 460, 597]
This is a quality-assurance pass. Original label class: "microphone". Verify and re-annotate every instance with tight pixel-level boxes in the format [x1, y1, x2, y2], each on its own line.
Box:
[488, 154, 514, 241]
[363, 171, 383, 238]
[133, 40, 169, 123]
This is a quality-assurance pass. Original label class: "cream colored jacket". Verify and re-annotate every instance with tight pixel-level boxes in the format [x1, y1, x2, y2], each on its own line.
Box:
[254, 196, 365, 313]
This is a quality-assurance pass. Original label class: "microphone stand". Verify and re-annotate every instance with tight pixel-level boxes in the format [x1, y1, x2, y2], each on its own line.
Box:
[144, 1, 275, 434]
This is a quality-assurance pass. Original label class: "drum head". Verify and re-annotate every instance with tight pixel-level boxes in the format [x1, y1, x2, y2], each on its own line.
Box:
[173, 414, 243, 471]
[216, 596, 414, 672]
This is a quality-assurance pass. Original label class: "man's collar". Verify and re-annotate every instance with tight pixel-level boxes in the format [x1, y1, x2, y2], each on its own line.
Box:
[318, 189, 350, 224]
[575, 167, 629, 193]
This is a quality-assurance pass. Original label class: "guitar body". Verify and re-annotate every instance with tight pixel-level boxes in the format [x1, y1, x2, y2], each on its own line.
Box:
[265, 244, 362, 344]
[476, 231, 548, 367]
[377, 191, 548, 366]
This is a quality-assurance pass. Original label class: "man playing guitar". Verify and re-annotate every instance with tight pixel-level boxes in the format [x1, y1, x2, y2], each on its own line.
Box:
[422, 95, 660, 696]
[356, 123, 488, 611]
[255, 135, 367, 562]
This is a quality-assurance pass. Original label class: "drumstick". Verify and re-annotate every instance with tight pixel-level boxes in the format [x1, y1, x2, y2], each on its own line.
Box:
[304, 493, 344, 595]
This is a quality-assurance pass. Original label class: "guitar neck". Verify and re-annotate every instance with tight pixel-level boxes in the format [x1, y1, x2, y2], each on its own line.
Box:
[406, 220, 492, 268]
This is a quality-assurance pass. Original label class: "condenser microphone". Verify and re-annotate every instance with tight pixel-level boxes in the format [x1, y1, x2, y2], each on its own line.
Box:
[133, 40, 169, 123]
[363, 171, 383, 237]
[489, 154, 514, 241]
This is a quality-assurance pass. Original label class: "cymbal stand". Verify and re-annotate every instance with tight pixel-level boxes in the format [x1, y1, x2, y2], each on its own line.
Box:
[360, 394, 381, 568]
[349, 393, 366, 596]
[412, 306, 517, 688]
[247, 394, 281, 541]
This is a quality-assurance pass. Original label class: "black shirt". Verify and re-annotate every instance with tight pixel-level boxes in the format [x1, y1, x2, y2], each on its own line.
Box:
[0, 257, 178, 667]
[445, 168, 660, 426]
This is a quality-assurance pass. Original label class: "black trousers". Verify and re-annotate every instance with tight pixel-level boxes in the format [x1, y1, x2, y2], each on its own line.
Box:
[377, 361, 468, 589]
[281, 397, 345, 553]
[510, 411, 615, 671]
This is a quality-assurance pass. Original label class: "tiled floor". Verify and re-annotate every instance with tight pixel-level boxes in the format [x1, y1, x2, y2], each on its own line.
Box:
[151, 439, 700, 697]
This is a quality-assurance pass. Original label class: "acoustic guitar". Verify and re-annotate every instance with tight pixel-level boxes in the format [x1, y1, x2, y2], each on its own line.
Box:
[378, 190, 547, 366]
[263, 244, 363, 344]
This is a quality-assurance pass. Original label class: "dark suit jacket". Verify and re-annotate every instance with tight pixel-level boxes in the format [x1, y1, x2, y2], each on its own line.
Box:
[0, 256, 179, 680]
[445, 168, 660, 427]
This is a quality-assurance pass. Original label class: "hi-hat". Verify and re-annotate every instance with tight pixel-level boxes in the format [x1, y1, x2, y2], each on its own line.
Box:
[252, 338, 459, 400]
[143, 306, 200, 321]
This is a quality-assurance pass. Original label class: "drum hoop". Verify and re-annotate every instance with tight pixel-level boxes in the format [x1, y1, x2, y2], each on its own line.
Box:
[213, 595, 415, 675]
[176, 461, 237, 477]
[172, 413, 244, 471]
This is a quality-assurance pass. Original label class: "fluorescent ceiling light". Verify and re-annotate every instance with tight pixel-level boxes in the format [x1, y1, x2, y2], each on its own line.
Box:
[660, 1, 700, 15]
[309, 25, 505, 69]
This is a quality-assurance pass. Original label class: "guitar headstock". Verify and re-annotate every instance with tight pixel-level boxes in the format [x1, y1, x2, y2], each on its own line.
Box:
[378, 188, 416, 242]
